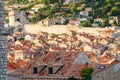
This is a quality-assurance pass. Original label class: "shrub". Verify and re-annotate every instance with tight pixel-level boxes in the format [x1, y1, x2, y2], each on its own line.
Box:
[81, 67, 93, 80]
[18, 37, 25, 40]
[68, 76, 78, 80]
[81, 21, 91, 27]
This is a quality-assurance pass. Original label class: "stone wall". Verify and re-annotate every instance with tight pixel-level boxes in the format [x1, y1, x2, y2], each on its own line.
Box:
[0, 36, 8, 80]
[8, 75, 21, 80]
[92, 62, 120, 80]
[24, 24, 106, 35]
[24, 24, 80, 34]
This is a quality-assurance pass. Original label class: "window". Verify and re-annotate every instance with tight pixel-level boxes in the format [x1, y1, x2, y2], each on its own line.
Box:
[33, 67, 38, 74]
[48, 67, 53, 74]
[16, 18, 20, 22]
[44, 51, 48, 54]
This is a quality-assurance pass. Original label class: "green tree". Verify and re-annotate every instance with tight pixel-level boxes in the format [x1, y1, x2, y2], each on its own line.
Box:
[109, 7, 120, 16]
[115, 2, 120, 7]
[68, 76, 78, 80]
[118, 24, 120, 26]
[112, 20, 118, 26]
[63, 19, 69, 25]
[106, 0, 114, 5]
[35, 0, 42, 3]
[104, 4, 112, 12]
[103, 18, 109, 26]
[95, 2, 101, 8]
[47, 0, 51, 4]
[10, 0, 28, 4]
[70, 2, 78, 13]
[88, 17, 93, 23]
[100, 22, 106, 27]
[5, 19, 9, 23]
[48, 13, 53, 18]
[81, 67, 93, 76]
[58, 0, 63, 4]
[98, 22, 102, 27]
[81, 67, 93, 80]
[30, 17, 36, 23]
[41, 0, 47, 4]
[81, 21, 91, 27]
[63, 12, 67, 18]
[18, 3, 34, 11]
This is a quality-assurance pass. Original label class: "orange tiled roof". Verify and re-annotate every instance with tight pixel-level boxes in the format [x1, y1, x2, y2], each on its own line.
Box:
[28, 14, 36, 17]
[55, 12, 63, 15]
[16, 51, 92, 77]
[106, 29, 114, 33]
[61, 6, 70, 9]
[8, 62, 21, 70]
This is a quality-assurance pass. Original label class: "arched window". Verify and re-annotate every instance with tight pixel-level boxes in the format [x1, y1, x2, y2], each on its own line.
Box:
[16, 18, 20, 22]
